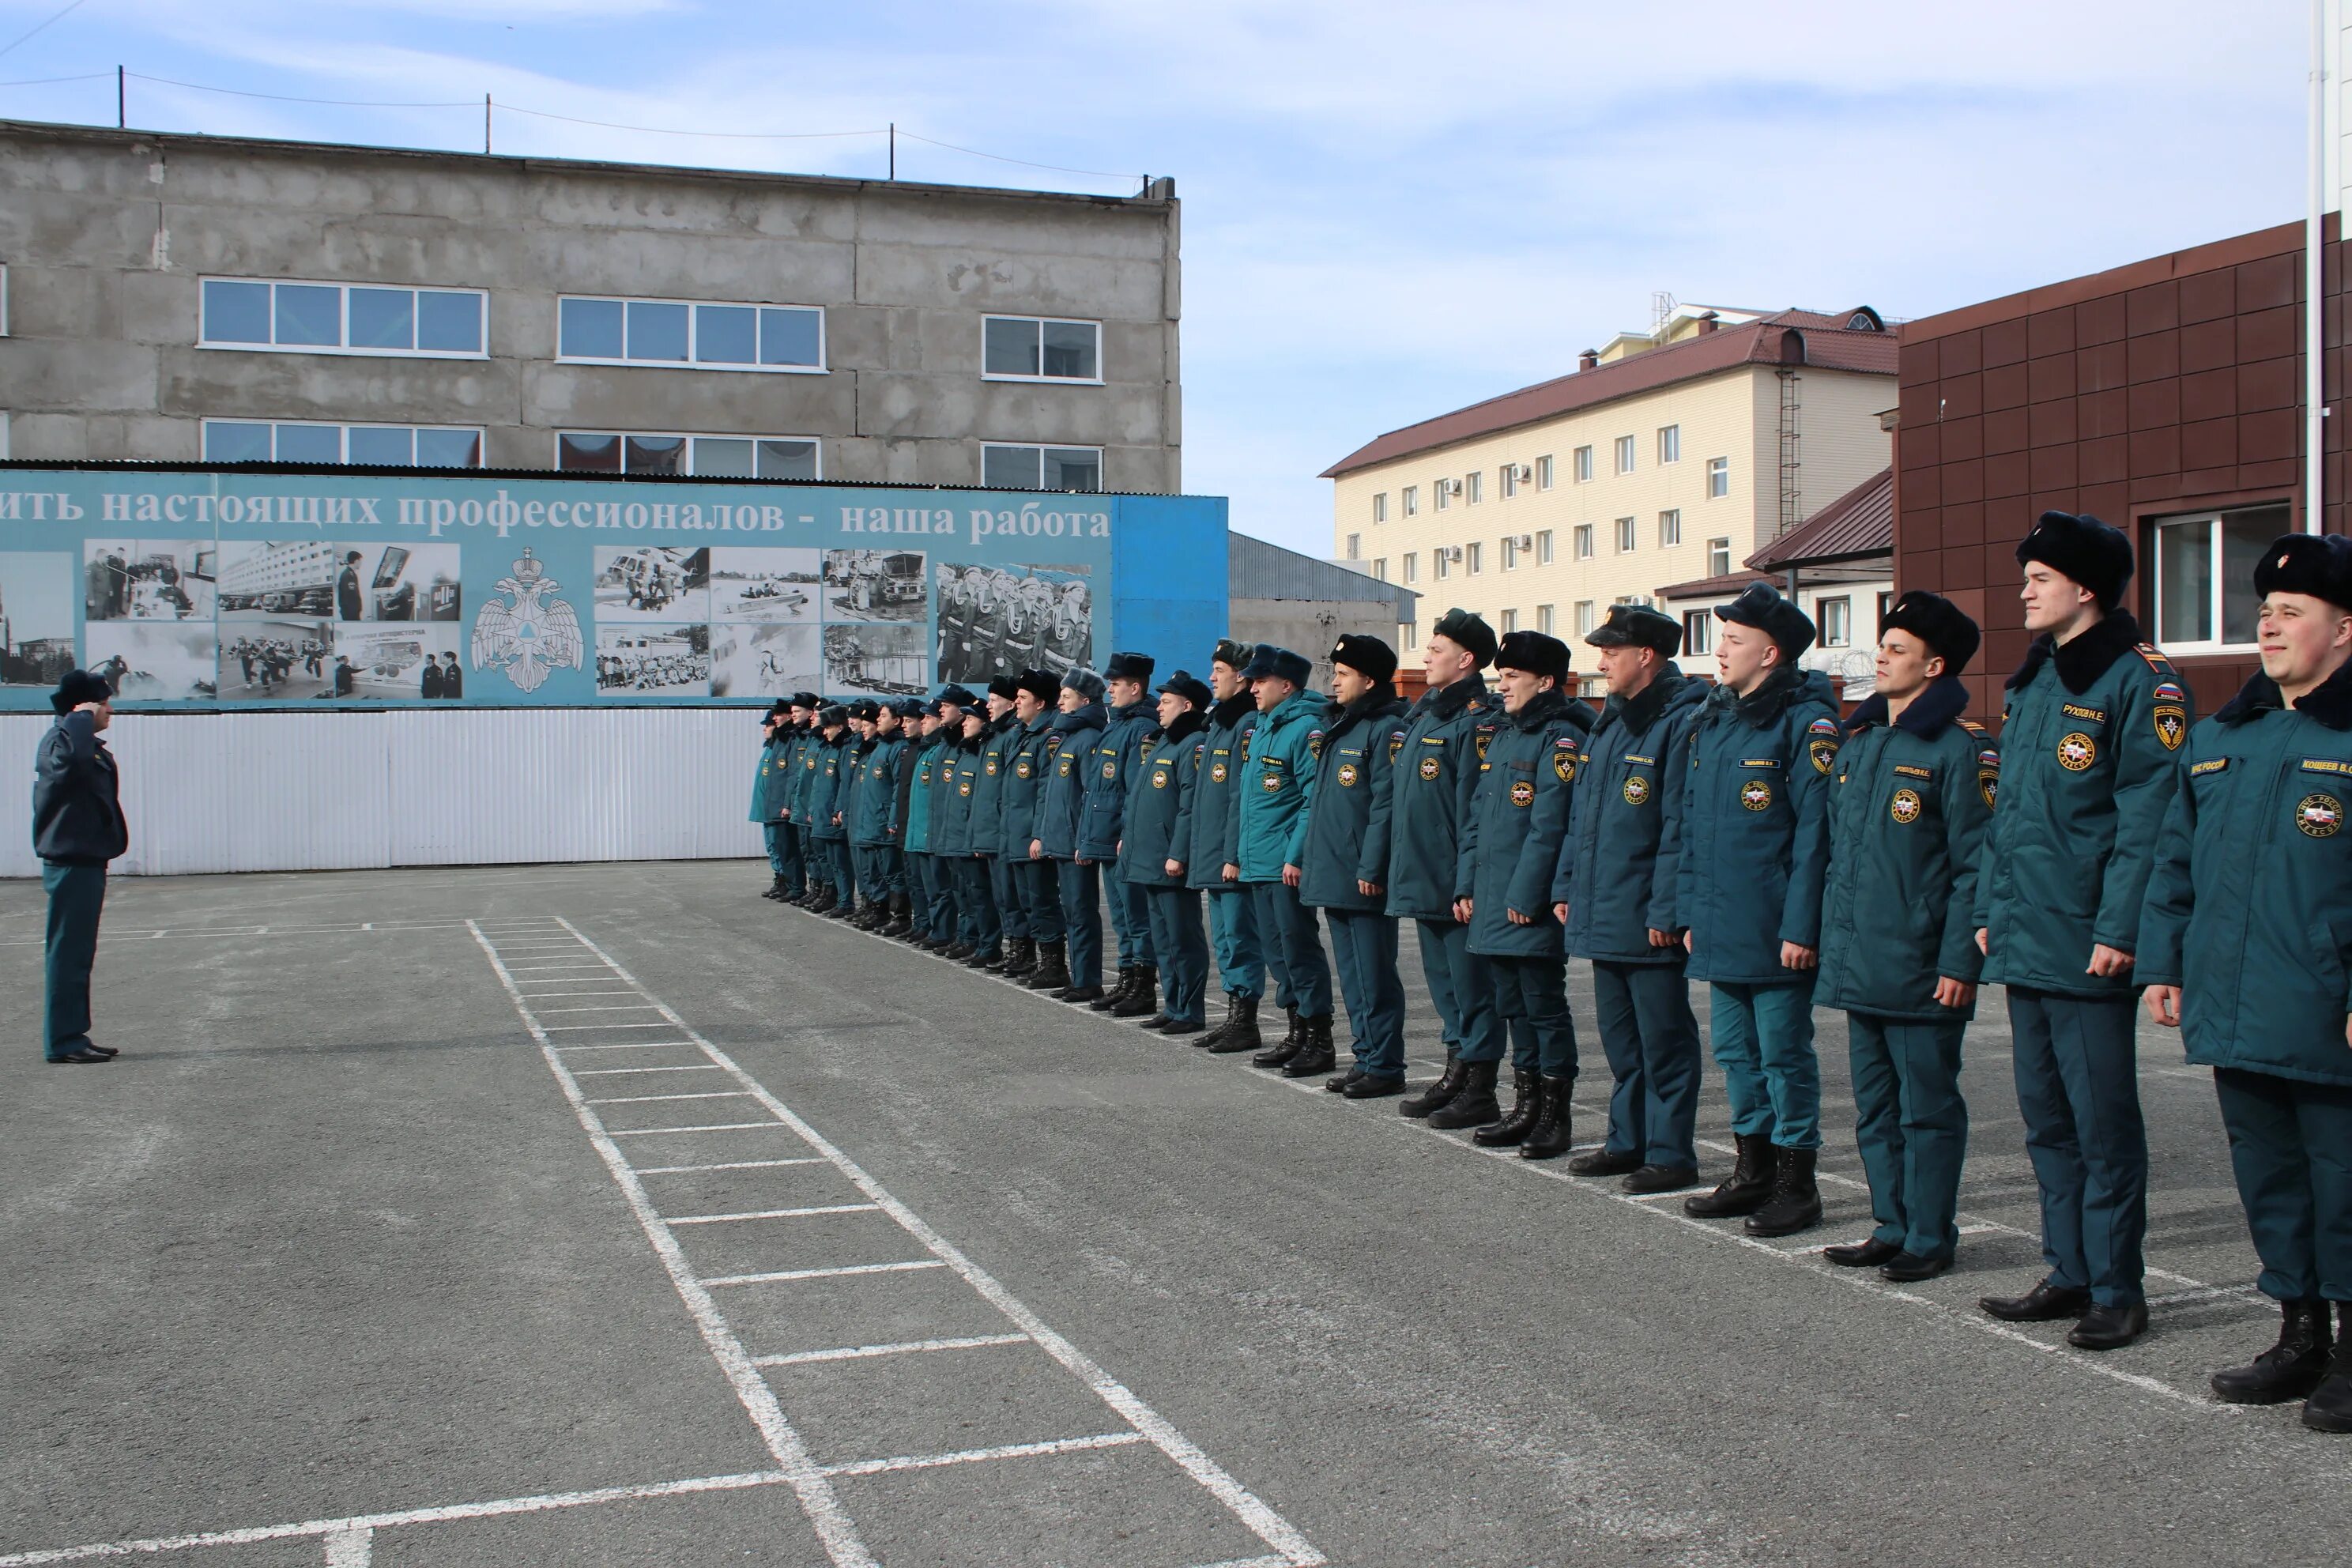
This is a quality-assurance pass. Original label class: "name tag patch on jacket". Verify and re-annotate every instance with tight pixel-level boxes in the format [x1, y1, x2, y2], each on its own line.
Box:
[1894, 763, 1934, 781]
[1740, 758, 1781, 770]
[2062, 703, 2107, 724]
[2301, 758, 2352, 775]
[2190, 757, 2230, 777]
[1623, 753, 1654, 765]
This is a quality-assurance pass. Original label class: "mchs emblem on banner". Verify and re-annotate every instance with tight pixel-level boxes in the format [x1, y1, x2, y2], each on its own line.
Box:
[472, 548, 584, 693]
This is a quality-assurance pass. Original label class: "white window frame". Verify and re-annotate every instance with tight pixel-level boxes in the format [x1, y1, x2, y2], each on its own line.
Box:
[1707, 537, 1732, 577]
[1707, 456, 1730, 498]
[1819, 595, 1852, 649]
[1536, 454, 1555, 489]
[1657, 424, 1681, 464]
[1403, 485, 1419, 516]
[1434, 478, 1452, 511]
[1574, 600, 1596, 637]
[1345, 533, 1362, 560]
[1615, 434, 1637, 475]
[1498, 465, 1518, 499]
[203, 419, 487, 467]
[1500, 537, 1517, 571]
[980, 314, 1104, 385]
[1500, 609, 1517, 635]
[1683, 609, 1713, 655]
[1373, 492, 1388, 523]
[1403, 552, 1419, 583]
[556, 429, 824, 480]
[1401, 620, 1418, 650]
[1536, 603, 1554, 635]
[1435, 550, 1452, 581]
[1614, 515, 1637, 554]
[1659, 508, 1683, 548]
[556, 292, 827, 374]
[980, 442, 1103, 492]
[1372, 558, 1388, 582]
[198, 276, 488, 360]
[1466, 541, 1483, 575]
[1572, 446, 1592, 484]
[1536, 529, 1555, 565]
[2151, 506, 2289, 653]
[1465, 470, 1483, 506]
[1574, 524, 1595, 560]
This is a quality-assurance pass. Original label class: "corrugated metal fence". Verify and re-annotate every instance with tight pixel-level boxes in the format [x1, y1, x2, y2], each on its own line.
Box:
[2, 709, 763, 877]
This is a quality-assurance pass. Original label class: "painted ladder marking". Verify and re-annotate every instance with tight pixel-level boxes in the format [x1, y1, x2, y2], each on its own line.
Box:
[635, 1158, 831, 1175]
[754, 1333, 1032, 1367]
[815, 1432, 1144, 1479]
[668, 1204, 880, 1226]
[607, 1122, 790, 1137]
[571, 1064, 726, 1078]
[582, 1091, 755, 1106]
[703, 1261, 947, 1287]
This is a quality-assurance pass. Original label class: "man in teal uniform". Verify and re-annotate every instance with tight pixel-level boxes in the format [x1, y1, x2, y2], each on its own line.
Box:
[1121, 669, 1213, 1035]
[1004, 669, 1065, 987]
[803, 704, 854, 915]
[1041, 669, 1110, 1002]
[777, 693, 819, 904]
[1552, 605, 1709, 1186]
[1975, 511, 2187, 1351]
[1083, 653, 1160, 1015]
[1392, 609, 1506, 1129]
[851, 699, 907, 929]
[1457, 631, 1592, 1157]
[902, 707, 945, 944]
[1815, 593, 1996, 1281]
[1678, 583, 1838, 1228]
[2143, 533, 2352, 1427]
[941, 709, 991, 958]
[925, 686, 979, 953]
[1237, 644, 1334, 1066]
[971, 676, 1025, 971]
[752, 702, 791, 899]
[1193, 640, 1268, 1054]
[1296, 634, 1411, 1092]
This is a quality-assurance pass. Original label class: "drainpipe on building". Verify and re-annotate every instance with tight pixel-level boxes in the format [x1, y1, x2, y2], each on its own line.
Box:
[2309, 0, 2329, 533]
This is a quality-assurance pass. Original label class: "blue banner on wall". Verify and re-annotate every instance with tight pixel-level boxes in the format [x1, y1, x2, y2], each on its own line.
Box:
[0, 467, 1227, 710]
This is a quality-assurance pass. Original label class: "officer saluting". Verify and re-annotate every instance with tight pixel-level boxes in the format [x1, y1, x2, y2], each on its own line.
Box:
[2142, 533, 2352, 1427]
[1815, 592, 1995, 1281]
[1975, 511, 2187, 1351]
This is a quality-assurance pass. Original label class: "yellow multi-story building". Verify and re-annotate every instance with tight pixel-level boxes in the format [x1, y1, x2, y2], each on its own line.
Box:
[1323, 306, 1898, 683]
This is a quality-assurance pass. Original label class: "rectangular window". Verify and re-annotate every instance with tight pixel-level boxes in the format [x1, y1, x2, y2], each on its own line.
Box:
[1536, 454, 1555, 489]
[1819, 595, 1852, 648]
[1345, 533, 1361, 560]
[556, 430, 821, 480]
[1403, 485, 1419, 517]
[1499, 465, 1518, 499]
[980, 443, 1102, 492]
[2151, 503, 2289, 649]
[1466, 541, 1483, 575]
[1403, 552, 1418, 583]
[1372, 558, 1388, 582]
[1659, 508, 1683, 548]
[1500, 537, 1517, 571]
[1657, 424, 1681, 464]
[1434, 479, 1452, 511]
[982, 315, 1102, 382]
[1572, 446, 1592, 484]
[1615, 516, 1637, 554]
[1401, 620, 1418, 650]
[1374, 492, 1388, 523]
[557, 293, 825, 372]
[1536, 604, 1554, 635]
[1536, 529, 1554, 565]
[1464, 470, 1482, 505]
[1574, 601, 1596, 637]
[1615, 435, 1637, 475]
[203, 419, 484, 467]
[1707, 537, 1732, 576]
[1435, 551, 1452, 580]
[1574, 524, 1595, 560]
[1500, 609, 1518, 635]
[1707, 456, 1730, 498]
[1683, 609, 1713, 655]
[200, 277, 485, 359]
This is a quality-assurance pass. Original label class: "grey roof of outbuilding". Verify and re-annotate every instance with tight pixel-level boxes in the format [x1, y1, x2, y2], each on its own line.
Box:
[1230, 532, 1417, 618]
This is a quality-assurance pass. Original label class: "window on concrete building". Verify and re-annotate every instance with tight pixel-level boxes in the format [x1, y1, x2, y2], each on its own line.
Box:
[2151, 503, 2288, 649]
[1683, 609, 1713, 655]
[981, 443, 1101, 492]
[1878, 590, 1894, 630]
[1574, 600, 1595, 637]
[1434, 478, 1452, 511]
[1401, 620, 1418, 649]
[1572, 446, 1592, 484]
[200, 277, 486, 359]
[1499, 464, 1518, 499]
[1536, 604, 1554, 635]
[1574, 524, 1594, 560]
[1707, 456, 1730, 498]
[557, 430, 820, 479]
[1536, 529, 1554, 564]
[1466, 541, 1483, 575]
[203, 419, 485, 467]
[1500, 537, 1517, 571]
[1435, 550, 1452, 580]
[1707, 537, 1732, 576]
[1659, 508, 1682, 548]
[1403, 485, 1419, 516]
[1465, 470, 1482, 505]
[1345, 533, 1361, 560]
[557, 294, 824, 371]
[1500, 609, 1517, 634]
[1403, 552, 1418, 583]
[1657, 424, 1681, 464]
[1374, 492, 1388, 523]
[982, 315, 1102, 382]
[1372, 558, 1387, 581]
[1536, 454, 1555, 489]
[1819, 595, 1852, 648]
[1614, 516, 1636, 554]
[1615, 435, 1637, 474]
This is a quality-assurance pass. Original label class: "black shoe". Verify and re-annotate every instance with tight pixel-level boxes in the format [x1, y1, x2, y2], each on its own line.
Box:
[1472, 1069, 1542, 1148]
[83, 1043, 118, 1057]
[823, 898, 854, 919]
[1092, 967, 1135, 1012]
[1280, 1016, 1336, 1078]
[1519, 1076, 1574, 1160]
[1980, 1279, 2092, 1322]
[1111, 967, 1160, 1018]
[2304, 1309, 2352, 1430]
[1027, 943, 1072, 991]
[763, 874, 787, 900]
[1684, 1133, 1777, 1218]
[942, 942, 974, 961]
[1569, 1147, 1643, 1178]
[2212, 1299, 2333, 1404]
[1745, 1148, 1822, 1238]
[1427, 1060, 1502, 1130]
[1137, 1012, 1174, 1031]
[1399, 1051, 1464, 1119]
[1325, 1068, 1364, 1094]
[1880, 1252, 1952, 1283]
[1620, 1163, 1700, 1195]
[1059, 984, 1106, 1004]
[1001, 940, 1037, 979]
[1823, 1238, 1903, 1269]
[2067, 1302, 2149, 1351]
[1160, 1019, 1206, 1038]
[963, 948, 998, 968]
[1205, 994, 1264, 1054]
[1251, 1004, 1303, 1069]
[47, 1046, 110, 1064]
[1344, 1072, 1408, 1100]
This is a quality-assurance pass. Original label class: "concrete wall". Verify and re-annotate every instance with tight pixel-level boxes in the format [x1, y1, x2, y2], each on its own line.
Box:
[1229, 597, 1401, 693]
[0, 121, 1180, 492]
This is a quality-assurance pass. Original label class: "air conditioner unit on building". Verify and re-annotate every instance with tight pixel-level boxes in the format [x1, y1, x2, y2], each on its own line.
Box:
[1513, 465, 1532, 482]
[1514, 535, 1534, 552]
[1444, 546, 1464, 562]
[1445, 479, 1463, 496]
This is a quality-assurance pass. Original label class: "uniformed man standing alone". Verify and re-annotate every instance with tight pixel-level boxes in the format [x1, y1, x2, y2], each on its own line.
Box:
[1815, 593, 1995, 1281]
[1551, 605, 1709, 1186]
[1975, 511, 2186, 1351]
[2143, 533, 2352, 1427]
[1236, 644, 1336, 1069]
[1192, 641, 1268, 1054]
[1677, 583, 1837, 1229]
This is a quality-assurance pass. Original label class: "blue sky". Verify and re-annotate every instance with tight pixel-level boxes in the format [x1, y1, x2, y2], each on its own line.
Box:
[0, 0, 2316, 556]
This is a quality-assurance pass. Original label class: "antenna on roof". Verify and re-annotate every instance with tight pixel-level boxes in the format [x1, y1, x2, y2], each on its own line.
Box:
[1651, 291, 1677, 341]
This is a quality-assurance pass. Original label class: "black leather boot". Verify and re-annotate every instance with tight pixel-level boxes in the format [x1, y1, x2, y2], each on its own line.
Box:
[763, 873, 786, 900]
[1683, 1133, 1778, 1218]
[1250, 1004, 1302, 1069]
[2211, 1299, 2333, 1404]
[1057, 979, 1106, 1004]
[1205, 993, 1262, 1054]
[941, 940, 974, 960]
[1472, 1069, 1542, 1148]
[1427, 1060, 1502, 1131]
[1569, 1146, 1643, 1178]
[807, 886, 839, 915]
[1112, 965, 1160, 1018]
[1744, 1147, 1822, 1238]
[1001, 938, 1037, 979]
[1280, 1016, 1336, 1078]
[1092, 967, 1133, 1011]
[879, 895, 913, 937]
[2303, 1305, 2352, 1431]
[1519, 1076, 1574, 1159]
[1400, 1050, 1464, 1119]
[1027, 940, 1071, 991]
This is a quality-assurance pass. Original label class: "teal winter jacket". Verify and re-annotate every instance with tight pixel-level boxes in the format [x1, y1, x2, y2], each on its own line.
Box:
[1236, 688, 1326, 883]
[1457, 686, 1592, 959]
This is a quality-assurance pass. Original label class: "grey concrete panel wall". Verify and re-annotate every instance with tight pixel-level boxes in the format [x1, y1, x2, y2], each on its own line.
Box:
[1229, 598, 1404, 690]
[0, 122, 1181, 492]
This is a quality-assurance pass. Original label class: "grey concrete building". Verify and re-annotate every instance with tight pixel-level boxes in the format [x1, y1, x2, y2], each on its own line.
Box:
[1227, 532, 1419, 692]
[0, 119, 1180, 491]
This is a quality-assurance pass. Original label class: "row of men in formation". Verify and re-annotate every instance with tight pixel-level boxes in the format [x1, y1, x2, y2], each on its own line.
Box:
[748, 508, 2352, 1431]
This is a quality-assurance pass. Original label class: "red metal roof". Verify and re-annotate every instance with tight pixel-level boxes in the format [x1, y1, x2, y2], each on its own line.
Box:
[1321, 311, 1900, 479]
[1655, 569, 1771, 602]
[1746, 466, 1893, 571]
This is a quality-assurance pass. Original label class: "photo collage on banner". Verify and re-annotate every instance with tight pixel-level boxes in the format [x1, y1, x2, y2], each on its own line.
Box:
[212, 541, 465, 702]
[933, 563, 1094, 686]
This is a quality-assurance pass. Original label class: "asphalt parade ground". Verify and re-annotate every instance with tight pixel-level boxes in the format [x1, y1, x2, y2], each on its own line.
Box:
[3, 861, 2347, 1567]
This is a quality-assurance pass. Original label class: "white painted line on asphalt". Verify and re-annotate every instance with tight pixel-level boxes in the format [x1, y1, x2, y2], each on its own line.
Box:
[608, 1121, 789, 1136]
[754, 1333, 1033, 1366]
[815, 1432, 1147, 1479]
[468, 922, 876, 1568]
[2146, 1281, 2269, 1309]
[540, 1022, 678, 1031]
[512, 989, 642, 998]
[533, 1004, 668, 1015]
[582, 1091, 754, 1106]
[635, 1157, 832, 1175]
[703, 1261, 948, 1287]
[1186, 1557, 1298, 1568]
[321, 1525, 370, 1566]
[549, 1039, 695, 1051]
[571, 1064, 726, 1078]
[668, 1204, 880, 1225]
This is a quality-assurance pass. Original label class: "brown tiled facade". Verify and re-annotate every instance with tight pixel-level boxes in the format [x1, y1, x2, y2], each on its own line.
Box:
[1893, 217, 2344, 718]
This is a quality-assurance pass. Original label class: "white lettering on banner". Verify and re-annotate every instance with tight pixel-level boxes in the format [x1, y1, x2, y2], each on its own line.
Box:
[842, 506, 956, 535]
[103, 493, 129, 520]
